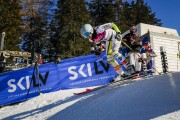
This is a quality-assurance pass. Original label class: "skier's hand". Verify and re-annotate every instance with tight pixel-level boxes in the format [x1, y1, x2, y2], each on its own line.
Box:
[139, 57, 147, 62]
[116, 32, 122, 41]
[91, 50, 101, 57]
[139, 41, 142, 46]
[95, 51, 102, 56]
[138, 58, 143, 62]
[130, 37, 135, 44]
[146, 53, 150, 57]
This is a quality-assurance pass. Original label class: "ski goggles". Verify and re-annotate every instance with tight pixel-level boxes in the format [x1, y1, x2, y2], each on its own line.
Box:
[82, 32, 91, 38]
[143, 43, 151, 48]
[143, 43, 148, 45]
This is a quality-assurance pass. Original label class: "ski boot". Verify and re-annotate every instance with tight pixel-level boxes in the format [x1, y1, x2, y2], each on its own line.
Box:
[110, 74, 122, 83]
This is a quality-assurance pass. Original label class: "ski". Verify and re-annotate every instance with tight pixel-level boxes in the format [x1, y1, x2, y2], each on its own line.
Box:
[73, 72, 145, 95]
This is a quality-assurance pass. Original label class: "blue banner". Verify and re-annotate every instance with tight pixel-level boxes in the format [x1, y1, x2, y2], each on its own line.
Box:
[0, 53, 117, 106]
[0, 63, 60, 106]
[58, 54, 116, 89]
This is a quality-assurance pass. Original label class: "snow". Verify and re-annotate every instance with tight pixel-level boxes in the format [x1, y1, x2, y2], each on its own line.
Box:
[1, 72, 180, 120]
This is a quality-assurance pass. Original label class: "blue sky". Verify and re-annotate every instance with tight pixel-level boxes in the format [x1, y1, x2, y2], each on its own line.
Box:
[124, 0, 180, 35]
[56, 0, 180, 35]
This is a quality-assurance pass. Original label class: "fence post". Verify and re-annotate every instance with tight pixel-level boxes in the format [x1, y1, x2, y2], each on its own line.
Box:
[0, 32, 5, 51]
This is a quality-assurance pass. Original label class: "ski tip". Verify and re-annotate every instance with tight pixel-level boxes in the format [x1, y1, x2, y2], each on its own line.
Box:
[73, 93, 80, 95]
[73, 88, 93, 95]
[85, 88, 92, 91]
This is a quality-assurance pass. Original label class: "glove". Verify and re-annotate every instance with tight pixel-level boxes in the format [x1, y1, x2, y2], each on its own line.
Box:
[91, 50, 101, 56]
[146, 52, 150, 57]
[91, 46, 102, 56]
[115, 32, 122, 41]
[94, 51, 101, 56]
[138, 58, 143, 62]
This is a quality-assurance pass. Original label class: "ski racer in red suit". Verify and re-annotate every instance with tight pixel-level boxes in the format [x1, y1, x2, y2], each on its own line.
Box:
[140, 37, 157, 75]
[80, 23, 130, 81]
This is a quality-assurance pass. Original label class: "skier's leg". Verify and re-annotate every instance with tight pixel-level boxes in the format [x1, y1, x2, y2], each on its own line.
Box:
[124, 52, 136, 75]
[111, 44, 128, 68]
[141, 52, 148, 75]
[147, 60, 153, 75]
[135, 52, 142, 72]
[129, 52, 135, 66]
[111, 38, 132, 75]
[106, 40, 123, 81]
[107, 55, 123, 74]
[142, 61, 148, 76]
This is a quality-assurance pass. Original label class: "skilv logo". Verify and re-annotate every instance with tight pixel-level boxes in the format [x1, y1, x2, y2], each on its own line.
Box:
[68, 61, 110, 80]
[7, 72, 49, 93]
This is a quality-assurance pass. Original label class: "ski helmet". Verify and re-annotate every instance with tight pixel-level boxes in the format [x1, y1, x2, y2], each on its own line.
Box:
[80, 24, 93, 38]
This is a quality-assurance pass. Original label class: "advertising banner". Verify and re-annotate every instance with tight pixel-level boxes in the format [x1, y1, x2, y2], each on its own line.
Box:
[0, 53, 117, 106]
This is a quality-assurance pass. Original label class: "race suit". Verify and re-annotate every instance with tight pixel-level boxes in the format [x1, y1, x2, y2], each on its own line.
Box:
[140, 47, 157, 75]
[89, 23, 128, 75]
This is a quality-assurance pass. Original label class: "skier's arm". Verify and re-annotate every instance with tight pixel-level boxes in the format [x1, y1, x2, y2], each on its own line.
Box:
[111, 23, 122, 41]
[140, 48, 147, 62]
[111, 23, 121, 33]
[90, 42, 105, 56]
[97, 23, 122, 41]
[132, 40, 142, 47]
[122, 34, 128, 42]
[97, 23, 121, 33]
[147, 50, 157, 57]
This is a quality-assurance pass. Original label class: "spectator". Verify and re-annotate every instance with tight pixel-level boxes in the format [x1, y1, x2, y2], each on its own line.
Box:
[140, 37, 157, 75]
[56, 57, 61, 63]
[122, 26, 142, 74]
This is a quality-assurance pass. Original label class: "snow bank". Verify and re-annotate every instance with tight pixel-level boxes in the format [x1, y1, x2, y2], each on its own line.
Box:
[1, 72, 180, 120]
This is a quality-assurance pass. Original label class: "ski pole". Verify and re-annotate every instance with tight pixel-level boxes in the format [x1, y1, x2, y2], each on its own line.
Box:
[120, 40, 161, 75]
[26, 64, 36, 100]
[35, 62, 41, 95]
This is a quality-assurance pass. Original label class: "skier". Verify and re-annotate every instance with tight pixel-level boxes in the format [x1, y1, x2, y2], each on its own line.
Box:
[122, 26, 142, 74]
[140, 37, 157, 75]
[80, 23, 130, 81]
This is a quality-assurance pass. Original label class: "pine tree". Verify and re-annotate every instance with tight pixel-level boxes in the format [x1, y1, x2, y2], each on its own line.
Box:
[21, 16, 48, 53]
[114, 0, 123, 27]
[0, 0, 23, 51]
[54, 0, 90, 58]
[120, 0, 162, 32]
[133, 0, 162, 26]
[87, 0, 118, 26]
[20, 0, 55, 61]
[118, 1, 132, 32]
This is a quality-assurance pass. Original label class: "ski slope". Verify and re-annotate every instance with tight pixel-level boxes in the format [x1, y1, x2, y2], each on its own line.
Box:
[1, 72, 180, 120]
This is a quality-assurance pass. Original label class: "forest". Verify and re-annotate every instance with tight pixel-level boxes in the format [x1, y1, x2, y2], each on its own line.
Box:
[0, 0, 162, 60]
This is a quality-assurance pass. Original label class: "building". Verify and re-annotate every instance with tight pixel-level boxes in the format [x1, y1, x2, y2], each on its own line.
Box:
[122, 23, 180, 73]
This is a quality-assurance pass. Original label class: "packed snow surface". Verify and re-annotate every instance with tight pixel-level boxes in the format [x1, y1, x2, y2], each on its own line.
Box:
[1, 72, 180, 120]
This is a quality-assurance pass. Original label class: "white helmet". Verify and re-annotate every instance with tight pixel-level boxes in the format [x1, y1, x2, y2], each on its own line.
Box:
[80, 24, 93, 38]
